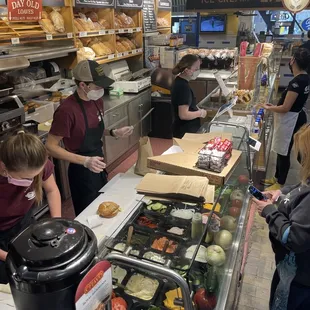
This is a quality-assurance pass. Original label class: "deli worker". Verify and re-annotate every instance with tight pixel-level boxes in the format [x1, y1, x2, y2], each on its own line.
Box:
[171, 54, 207, 138]
[260, 48, 310, 190]
[46, 60, 133, 216]
[0, 131, 61, 284]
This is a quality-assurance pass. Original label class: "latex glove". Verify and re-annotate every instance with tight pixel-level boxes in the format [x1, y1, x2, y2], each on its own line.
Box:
[199, 109, 207, 118]
[84, 156, 106, 173]
[252, 197, 273, 216]
[114, 126, 134, 138]
[263, 189, 282, 203]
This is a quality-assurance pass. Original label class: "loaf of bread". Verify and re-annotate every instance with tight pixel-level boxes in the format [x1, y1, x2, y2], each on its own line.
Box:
[77, 47, 96, 62]
[76, 38, 84, 48]
[86, 11, 98, 22]
[114, 16, 123, 29]
[121, 37, 136, 50]
[85, 18, 95, 31]
[116, 12, 135, 28]
[97, 202, 120, 218]
[74, 19, 87, 32]
[39, 19, 55, 33]
[99, 42, 112, 55]
[116, 41, 127, 53]
[50, 10, 65, 33]
[103, 41, 115, 53]
[93, 22, 102, 30]
[119, 39, 131, 51]
[98, 18, 110, 29]
[42, 11, 49, 20]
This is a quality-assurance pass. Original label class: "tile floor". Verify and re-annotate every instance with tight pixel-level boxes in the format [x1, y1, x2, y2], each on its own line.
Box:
[236, 151, 301, 310]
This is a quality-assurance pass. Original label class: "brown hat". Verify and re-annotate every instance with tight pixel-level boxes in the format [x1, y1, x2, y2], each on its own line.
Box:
[73, 60, 114, 88]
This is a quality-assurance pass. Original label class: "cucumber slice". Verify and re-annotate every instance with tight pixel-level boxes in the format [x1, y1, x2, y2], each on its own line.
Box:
[147, 205, 152, 210]
[151, 203, 163, 211]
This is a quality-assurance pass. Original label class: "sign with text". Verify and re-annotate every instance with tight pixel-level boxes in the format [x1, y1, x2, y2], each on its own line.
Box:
[116, 0, 143, 9]
[42, 0, 64, 6]
[282, 0, 310, 12]
[143, 0, 157, 32]
[158, 0, 171, 9]
[186, 0, 308, 10]
[8, 0, 42, 21]
[302, 17, 310, 30]
[75, 0, 114, 7]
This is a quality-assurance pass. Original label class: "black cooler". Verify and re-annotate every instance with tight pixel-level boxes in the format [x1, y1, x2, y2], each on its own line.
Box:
[6, 218, 98, 310]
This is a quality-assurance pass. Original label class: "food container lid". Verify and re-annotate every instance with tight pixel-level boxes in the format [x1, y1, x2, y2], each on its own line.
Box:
[9, 218, 89, 270]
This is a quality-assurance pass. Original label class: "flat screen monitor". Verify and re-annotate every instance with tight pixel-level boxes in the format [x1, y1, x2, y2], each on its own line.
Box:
[200, 15, 227, 33]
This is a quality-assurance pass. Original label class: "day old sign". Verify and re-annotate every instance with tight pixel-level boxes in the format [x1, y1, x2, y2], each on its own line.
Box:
[282, 0, 310, 12]
[8, 0, 42, 21]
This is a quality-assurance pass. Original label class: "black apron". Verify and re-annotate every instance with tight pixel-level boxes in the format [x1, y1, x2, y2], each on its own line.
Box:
[0, 208, 34, 284]
[68, 93, 107, 216]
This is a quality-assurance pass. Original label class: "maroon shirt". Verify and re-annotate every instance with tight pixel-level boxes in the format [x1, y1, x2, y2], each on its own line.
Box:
[49, 95, 104, 153]
[0, 160, 54, 231]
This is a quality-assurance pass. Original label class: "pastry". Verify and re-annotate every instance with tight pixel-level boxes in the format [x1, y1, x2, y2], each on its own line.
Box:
[86, 11, 98, 22]
[97, 202, 120, 218]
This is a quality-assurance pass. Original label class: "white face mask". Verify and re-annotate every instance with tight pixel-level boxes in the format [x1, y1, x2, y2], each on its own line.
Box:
[86, 88, 104, 101]
[190, 69, 201, 80]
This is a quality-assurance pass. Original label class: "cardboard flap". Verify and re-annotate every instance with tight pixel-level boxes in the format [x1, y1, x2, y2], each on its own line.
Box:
[173, 138, 205, 154]
[182, 132, 233, 144]
[136, 174, 213, 203]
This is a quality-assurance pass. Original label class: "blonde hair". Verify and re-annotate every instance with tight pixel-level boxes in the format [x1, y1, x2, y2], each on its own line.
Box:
[0, 131, 47, 203]
[294, 124, 310, 184]
[172, 54, 200, 75]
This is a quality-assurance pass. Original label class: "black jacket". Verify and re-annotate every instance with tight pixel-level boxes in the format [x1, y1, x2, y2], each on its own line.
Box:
[301, 40, 310, 52]
[262, 183, 310, 286]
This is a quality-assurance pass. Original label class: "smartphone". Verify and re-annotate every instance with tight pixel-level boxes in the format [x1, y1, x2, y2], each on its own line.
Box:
[248, 185, 267, 201]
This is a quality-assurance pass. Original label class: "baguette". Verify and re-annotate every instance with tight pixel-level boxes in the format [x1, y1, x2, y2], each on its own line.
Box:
[50, 10, 65, 33]
[39, 19, 55, 34]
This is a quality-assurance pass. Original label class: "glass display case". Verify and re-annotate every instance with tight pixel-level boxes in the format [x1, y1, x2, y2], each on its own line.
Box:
[98, 128, 252, 310]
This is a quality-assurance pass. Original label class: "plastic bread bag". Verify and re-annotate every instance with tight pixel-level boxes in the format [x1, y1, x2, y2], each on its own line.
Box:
[50, 7, 65, 33]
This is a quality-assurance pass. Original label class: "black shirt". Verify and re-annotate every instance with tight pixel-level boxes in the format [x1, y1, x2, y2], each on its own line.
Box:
[171, 76, 200, 138]
[277, 74, 310, 112]
[301, 40, 310, 52]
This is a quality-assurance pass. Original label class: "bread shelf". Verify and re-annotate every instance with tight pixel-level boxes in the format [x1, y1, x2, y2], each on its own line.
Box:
[95, 50, 143, 64]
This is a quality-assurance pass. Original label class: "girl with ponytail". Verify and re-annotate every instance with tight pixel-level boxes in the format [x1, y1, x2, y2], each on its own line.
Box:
[0, 130, 61, 284]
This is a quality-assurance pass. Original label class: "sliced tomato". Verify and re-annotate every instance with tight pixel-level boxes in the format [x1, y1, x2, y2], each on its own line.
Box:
[111, 297, 127, 310]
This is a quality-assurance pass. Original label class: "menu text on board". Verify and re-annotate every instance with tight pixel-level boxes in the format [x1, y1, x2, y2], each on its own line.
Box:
[186, 0, 303, 10]
[158, 0, 171, 9]
[8, 0, 42, 21]
[116, 0, 143, 9]
[143, 0, 157, 32]
[75, 0, 114, 6]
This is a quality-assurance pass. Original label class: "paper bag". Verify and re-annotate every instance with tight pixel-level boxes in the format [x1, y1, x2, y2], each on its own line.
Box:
[134, 137, 156, 176]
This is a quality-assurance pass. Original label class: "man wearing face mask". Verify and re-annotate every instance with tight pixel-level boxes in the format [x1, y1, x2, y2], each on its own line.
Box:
[171, 54, 206, 138]
[46, 60, 133, 216]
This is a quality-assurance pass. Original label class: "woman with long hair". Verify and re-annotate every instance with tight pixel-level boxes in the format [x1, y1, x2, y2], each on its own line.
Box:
[252, 124, 310, 309]
[0, 131, 61, 284]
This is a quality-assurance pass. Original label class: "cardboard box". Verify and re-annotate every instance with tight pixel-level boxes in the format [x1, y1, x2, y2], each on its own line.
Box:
[182, 132, 233, 144]
[136, 174, 214, 203]
[147, 150, 242, 185]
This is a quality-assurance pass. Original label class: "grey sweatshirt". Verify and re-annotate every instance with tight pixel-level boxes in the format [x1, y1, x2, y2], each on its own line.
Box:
[261, 183, 310, 286]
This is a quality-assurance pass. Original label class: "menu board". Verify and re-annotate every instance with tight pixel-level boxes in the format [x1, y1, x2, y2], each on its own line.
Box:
[186, 0, 296, 10]
[142, 0, 157, 33]
[75, 0, 114, 6]
[158, 0, 171, 10]
[116, 0, 143, 9]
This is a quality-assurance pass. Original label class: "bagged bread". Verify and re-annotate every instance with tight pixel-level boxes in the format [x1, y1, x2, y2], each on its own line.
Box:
[42, 11, 49, 19]
[117, 12, 135, 28]
[104, 41, 115, 53]
[77, 47, 96, 62]
[85, 18, 95, 31]
[119, 39, 131, 51]
[99, 42, 112, 55]
[74, 19, 86, 32]
[98, 18, 110, 29]
[114, 16, 123, 29]
[116, 41, 127, 53]
[39, 19, 55, 33]
[86, 11, 98, 22]
[121, 37, 135, 50]
[50, 9, 65, 33]
[93, 22, 102, 30]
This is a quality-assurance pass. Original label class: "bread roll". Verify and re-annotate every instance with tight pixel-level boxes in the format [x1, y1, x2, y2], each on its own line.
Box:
[39, 19, 55, 33]
[97, 202, 120, 218]
[50, 10, 65, 33]
[86, 11, 98, 22]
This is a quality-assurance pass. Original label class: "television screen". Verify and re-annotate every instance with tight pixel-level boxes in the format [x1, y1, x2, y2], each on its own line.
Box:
[200, 15, 227, 33]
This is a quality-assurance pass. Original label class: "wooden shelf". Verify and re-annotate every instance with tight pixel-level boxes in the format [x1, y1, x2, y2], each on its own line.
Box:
[95, 50, 143, 64]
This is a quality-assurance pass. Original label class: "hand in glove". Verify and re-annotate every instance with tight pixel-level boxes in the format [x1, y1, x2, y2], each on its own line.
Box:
[84, 157, 106, 173]
[200, 109, 207, 118]
[114, 126, 134, 138]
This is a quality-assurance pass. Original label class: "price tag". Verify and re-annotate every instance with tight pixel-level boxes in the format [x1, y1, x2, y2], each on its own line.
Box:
[123, 51, 129, 56]
[108, 54, 115, 60]
[11, 37, 20, 44]
[99, 30, 106, 35]
[46, 34, 53, 40]
[67, 33, 73, 39]
[117, 53, 123, 58]
[108, 30, 115, 34]
[132, 49, 137, 54]
[118, 29, 125, 33]
[128, 28, 133, 33]
[136, 27, 142, 32]
[79, 32, 87, 38]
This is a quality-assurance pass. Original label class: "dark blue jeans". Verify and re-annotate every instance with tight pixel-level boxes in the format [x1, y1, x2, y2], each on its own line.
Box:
[270, 270, 310, 310]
